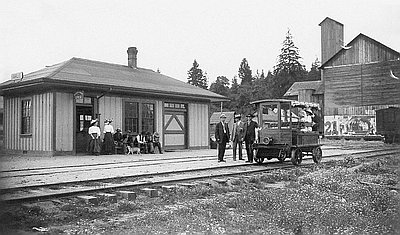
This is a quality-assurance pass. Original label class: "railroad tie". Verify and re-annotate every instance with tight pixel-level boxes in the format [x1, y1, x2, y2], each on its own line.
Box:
[197, 181, 211, 186]
[141, 188, 159, 198]
[77, 195, 98, 206]
[213, 179, 228, 184]
[119, 191, 137, 201]
[178, 183, 196, 188]
[97, 193, 117, 203]
[161, 185, 178, 192]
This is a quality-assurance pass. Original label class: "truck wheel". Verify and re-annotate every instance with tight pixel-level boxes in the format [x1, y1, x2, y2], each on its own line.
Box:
[255, 156, 264, 164]
[291, 148, 303, 166]
[277, 149, 288, 163]
[312, 146, 322, 163]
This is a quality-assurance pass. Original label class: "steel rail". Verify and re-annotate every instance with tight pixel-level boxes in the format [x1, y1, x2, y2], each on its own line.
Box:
[0, 148, 398, 202]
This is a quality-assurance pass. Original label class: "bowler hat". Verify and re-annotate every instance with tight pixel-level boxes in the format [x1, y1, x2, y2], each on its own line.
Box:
[220, 113, 227, 118]
[234, 114, 241, 119]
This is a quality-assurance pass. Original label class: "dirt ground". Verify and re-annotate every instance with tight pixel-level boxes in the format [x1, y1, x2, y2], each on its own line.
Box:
[0, 142, 399, 235]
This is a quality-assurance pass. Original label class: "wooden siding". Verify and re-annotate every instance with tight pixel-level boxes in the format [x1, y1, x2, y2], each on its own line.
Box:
[324, 36, 400, 67]
[188, 103, 209, 148]
[324, 60, 400, 116]
[5, 93, 54, 151]
[320, 18, 344, 64]
[98, 96, 123, 137]
[55, 92, 74, 151]
[98, 97, 164, 144]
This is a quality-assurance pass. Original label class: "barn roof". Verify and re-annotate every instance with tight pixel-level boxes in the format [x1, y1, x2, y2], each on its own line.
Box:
[0, 57, 228, 102]
[320, 33, 400, 69]
[209, 111, 235, 124]
[283, 80, 323, 97]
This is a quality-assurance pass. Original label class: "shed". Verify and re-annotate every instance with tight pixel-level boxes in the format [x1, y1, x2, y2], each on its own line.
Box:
[209, 111, 235, 136]
[0, 47, 228, 156]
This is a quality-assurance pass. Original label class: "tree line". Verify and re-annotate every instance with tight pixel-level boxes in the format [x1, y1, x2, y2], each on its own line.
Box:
[187, 29, 321, 115]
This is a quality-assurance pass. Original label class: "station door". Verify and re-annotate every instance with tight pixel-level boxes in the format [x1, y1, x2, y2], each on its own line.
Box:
[163, 111, 187, 150]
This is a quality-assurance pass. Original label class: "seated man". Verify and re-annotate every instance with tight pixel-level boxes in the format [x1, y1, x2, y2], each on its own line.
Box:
[153, 132, 163, 154]
[123, 130, 135, 154]
[135, 131, 148, 153]
[113, 128, 124, 154]
[145, 132, 155, 154]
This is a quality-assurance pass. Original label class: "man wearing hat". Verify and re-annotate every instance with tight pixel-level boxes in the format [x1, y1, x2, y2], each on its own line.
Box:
[243, 113, 258, 163]
[153, 132, 163, 154]
[231, 114, 244, 161]
[215, 113, 230, 162]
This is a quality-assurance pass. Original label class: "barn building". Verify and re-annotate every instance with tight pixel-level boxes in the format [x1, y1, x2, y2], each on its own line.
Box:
[0, 47, 228, 156]
[285, 17, 400, 137]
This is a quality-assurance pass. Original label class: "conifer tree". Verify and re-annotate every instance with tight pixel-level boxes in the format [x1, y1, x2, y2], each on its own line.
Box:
[273, 29, 306, 76]
[187, 60, 208, 89]
[271, 29, 307, 98]
[238, 58, 252, 85]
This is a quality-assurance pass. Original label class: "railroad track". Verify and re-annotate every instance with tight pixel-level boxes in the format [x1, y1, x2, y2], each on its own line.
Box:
[0, 147, 398, 202]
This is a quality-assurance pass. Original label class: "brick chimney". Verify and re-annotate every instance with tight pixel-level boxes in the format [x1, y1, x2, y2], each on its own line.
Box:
[127, 47, 138, 68]
[319, 17, 344, 64]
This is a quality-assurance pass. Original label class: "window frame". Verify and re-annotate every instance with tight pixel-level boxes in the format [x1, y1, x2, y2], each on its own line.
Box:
[21, 98, 32, 136]
[123, 99, 156, 134]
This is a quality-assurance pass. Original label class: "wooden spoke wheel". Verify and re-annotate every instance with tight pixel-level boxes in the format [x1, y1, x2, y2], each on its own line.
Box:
[312, 146, 322, 163]
[277, 149, 288, 163]
[254, 149, 264, 164]
[291, 148, 303, 166]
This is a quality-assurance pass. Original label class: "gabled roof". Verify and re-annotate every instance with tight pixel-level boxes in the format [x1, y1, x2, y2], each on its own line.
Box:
[210, 111, 235, 124]
[320, 33, 400, 69]
[319, 17, 343, 26]
[0, 57, 228, 102]
[283, 80, 323, 97]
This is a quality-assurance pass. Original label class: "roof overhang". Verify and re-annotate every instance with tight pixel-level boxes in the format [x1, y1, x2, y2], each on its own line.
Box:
[0, 78, 229, 102]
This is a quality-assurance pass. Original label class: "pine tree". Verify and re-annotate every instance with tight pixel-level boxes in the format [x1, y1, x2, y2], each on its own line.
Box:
[273, 29, 306, 76]
[209, 76, 230, 97]
[271, 29, 307, 98]
[306, 57, 321, 81]
[187, 60, 208, 89]
[238, 58, 252, 85]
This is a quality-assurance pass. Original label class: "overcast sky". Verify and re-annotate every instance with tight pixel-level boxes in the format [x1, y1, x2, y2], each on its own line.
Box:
[1, 0, 399, 85]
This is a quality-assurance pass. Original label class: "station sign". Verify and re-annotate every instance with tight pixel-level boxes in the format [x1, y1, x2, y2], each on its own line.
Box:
[11, 72, 23, 80]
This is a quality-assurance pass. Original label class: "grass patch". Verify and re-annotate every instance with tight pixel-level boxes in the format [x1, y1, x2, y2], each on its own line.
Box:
[1, 155, 399, 234]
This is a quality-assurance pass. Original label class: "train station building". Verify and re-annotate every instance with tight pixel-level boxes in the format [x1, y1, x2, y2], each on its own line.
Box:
[285, 17, 400, 137]
[0, 47, 228, 156]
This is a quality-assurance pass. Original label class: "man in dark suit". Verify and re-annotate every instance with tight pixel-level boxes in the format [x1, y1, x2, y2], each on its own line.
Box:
[215, 113, 230, 162]
[231, 114, 244, 161]
[243, 114, 258, 163]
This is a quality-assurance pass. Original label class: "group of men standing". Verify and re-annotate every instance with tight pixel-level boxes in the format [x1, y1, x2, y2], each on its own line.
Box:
[215, 113, 258, 163]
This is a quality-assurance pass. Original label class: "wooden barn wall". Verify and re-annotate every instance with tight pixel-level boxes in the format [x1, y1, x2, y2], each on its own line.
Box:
[320, 19, 343, 64]
[188, 103, 209, 148]
[325, 36, 400, 67]
[98, 96, 123, 138]
[5, 93, 54, 151]
[324, 60, 400, 116]
[55, 92, 74, 151]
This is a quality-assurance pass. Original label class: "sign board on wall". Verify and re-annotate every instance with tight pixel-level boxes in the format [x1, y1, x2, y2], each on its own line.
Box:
[324, 115, 376, 136]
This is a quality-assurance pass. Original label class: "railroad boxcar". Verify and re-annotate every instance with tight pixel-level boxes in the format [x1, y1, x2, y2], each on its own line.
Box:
[376, 107, 400, 143]
[250, 99, 322, 165]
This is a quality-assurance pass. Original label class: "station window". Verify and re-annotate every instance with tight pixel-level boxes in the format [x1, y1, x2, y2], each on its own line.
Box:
[125, 102, 139, 133]
[21, 99, 32, 134]
[164, 102, 187, 110]
[142, 103, 154, 133]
